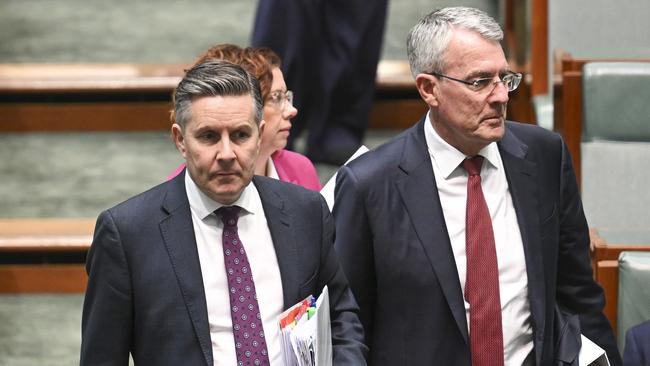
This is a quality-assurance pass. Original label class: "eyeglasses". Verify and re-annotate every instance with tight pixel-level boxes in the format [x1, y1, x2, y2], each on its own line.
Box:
[428, 71, 523, 93]
[266, 90, 294, 109]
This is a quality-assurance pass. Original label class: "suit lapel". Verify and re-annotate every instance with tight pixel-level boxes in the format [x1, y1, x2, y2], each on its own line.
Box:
[159, 173, 213, 366]
[498, 127, 546, 364]
[253, 177, 300, 309]
[395, 120, 469, 343]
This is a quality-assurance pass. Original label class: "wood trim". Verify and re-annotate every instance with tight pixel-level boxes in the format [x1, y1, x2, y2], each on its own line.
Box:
[0, 63, 186, 94]
[531, 0, 549, 96]
[0, 264, 87, 293]
[0, 61, 422, 132]
[560, 70, 583, 184]
[0, 61, 415, 94]
[596, 260, 620, 333]
[368, 99, 428, 130]
[0, 102, 173, 132]
[0, 218, 94, 252]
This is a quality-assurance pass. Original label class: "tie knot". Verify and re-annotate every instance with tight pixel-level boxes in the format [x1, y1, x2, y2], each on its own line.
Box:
[462, 156, 484, 176]
[217, 206, 241, 227]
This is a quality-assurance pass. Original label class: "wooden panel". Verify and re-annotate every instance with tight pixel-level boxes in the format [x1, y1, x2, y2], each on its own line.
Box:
[0, 218, 94, 252]
[0, 264, 87, 293]
[560, 70, 583, 184]
[531, 0, 549, 96]
[508, 74, 534, 124]
[0, 63, 184, 93]
[0, 102, 173, 132]
[0, 218, 95, 236]
[368, 99, 428, 130]
[0, 59, 535, 133]
[596, 260, 620, 333]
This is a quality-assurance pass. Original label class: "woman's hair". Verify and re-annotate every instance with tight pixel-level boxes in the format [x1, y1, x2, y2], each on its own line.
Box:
[194, 43, 281, 101]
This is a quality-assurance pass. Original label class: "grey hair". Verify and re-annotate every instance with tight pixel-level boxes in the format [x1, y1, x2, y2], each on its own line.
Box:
[173, 59, 263, 129]
[406, 7, 503, 78]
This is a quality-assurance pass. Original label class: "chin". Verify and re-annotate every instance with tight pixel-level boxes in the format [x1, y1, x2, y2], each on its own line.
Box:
[212, 191, 240, 205]
[205, 183, 243, 204]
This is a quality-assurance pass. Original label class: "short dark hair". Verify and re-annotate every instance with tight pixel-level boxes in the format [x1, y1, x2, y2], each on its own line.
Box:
[172, 59, 263, 129]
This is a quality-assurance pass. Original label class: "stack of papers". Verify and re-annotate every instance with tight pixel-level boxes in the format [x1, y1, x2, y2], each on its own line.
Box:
[278, 286, 332, 366]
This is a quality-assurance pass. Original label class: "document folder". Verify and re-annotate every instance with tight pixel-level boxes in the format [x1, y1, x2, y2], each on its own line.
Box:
[278, 286, 332, 366]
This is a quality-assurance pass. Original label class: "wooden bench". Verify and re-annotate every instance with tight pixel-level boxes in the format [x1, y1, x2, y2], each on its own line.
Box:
[0, 58, 536, 133]
[0, 218, 94, 293]
[0, 61, 428, 132]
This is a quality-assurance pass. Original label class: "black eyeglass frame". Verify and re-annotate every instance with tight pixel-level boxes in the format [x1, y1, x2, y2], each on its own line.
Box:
[428, 71, 523, 92]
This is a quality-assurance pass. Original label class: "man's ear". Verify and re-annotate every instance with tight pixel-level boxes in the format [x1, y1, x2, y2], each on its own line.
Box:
[171, 123, 187, 158]
[415, 73, 440, 107]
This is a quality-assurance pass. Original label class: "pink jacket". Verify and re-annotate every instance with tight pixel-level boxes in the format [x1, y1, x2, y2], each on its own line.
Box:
[271, 149, 321, 191]
[167, 149, 321, 191]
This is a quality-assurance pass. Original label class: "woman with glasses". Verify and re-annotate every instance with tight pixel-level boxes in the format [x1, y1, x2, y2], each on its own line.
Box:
[168, 44, 321, 191]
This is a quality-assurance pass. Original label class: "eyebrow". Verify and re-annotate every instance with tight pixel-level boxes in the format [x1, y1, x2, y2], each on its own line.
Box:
[465, 69, 513, 79]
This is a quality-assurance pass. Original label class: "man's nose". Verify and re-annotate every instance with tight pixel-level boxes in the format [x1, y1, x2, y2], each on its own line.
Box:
[489, 81, 510, 104]
[218, 138, 236, 161]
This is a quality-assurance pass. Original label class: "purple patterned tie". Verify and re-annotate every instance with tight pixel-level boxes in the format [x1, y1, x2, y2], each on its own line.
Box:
[462, 156, 504, 366]
[217, 206, 270, 366]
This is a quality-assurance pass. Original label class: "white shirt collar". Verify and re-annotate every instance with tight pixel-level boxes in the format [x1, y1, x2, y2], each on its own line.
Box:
[423, 112, 501, 179]
[184, 170, 261, 220]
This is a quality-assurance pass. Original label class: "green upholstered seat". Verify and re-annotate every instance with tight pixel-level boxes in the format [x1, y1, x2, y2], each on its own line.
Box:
[581, 62, 650, 245]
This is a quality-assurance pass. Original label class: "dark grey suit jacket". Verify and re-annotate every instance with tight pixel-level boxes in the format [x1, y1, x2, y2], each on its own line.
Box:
[80, 173, 366, 365]
[333, 119, 621, 366]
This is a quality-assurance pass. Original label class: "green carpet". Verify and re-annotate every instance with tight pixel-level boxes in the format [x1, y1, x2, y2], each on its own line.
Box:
[0, 294, 83, 366]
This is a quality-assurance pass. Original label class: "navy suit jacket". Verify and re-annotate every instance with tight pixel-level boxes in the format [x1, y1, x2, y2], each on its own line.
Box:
[333, 119, 621, 365]
[624, 320, 650, 366]
[81, 173, 366, 365]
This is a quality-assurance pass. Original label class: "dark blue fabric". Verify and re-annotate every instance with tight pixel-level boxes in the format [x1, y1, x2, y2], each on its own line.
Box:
[332, 119, 622, 365]
[624, 320, 650, 366]
[252, 0, 388, 164]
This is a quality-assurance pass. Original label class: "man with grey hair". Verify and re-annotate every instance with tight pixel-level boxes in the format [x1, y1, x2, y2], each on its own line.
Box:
[81, 60, 367, 365]
[334, 7, 620, 366]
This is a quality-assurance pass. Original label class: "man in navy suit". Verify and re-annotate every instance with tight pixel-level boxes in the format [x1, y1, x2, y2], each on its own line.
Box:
[333, 7, 621, 366]
[80, 60, 366, 365]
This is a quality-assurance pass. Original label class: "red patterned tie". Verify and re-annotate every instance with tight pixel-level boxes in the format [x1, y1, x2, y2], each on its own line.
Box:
[218, 206, 270, 366]
[462, 156, 504, 366]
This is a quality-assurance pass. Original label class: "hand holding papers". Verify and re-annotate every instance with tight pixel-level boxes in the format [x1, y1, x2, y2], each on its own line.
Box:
[278, 286, 332, 366]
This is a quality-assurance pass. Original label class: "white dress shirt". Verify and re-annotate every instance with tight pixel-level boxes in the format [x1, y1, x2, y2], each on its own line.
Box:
[185, 172, 286, 365]
[424, 114, 534, 364]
